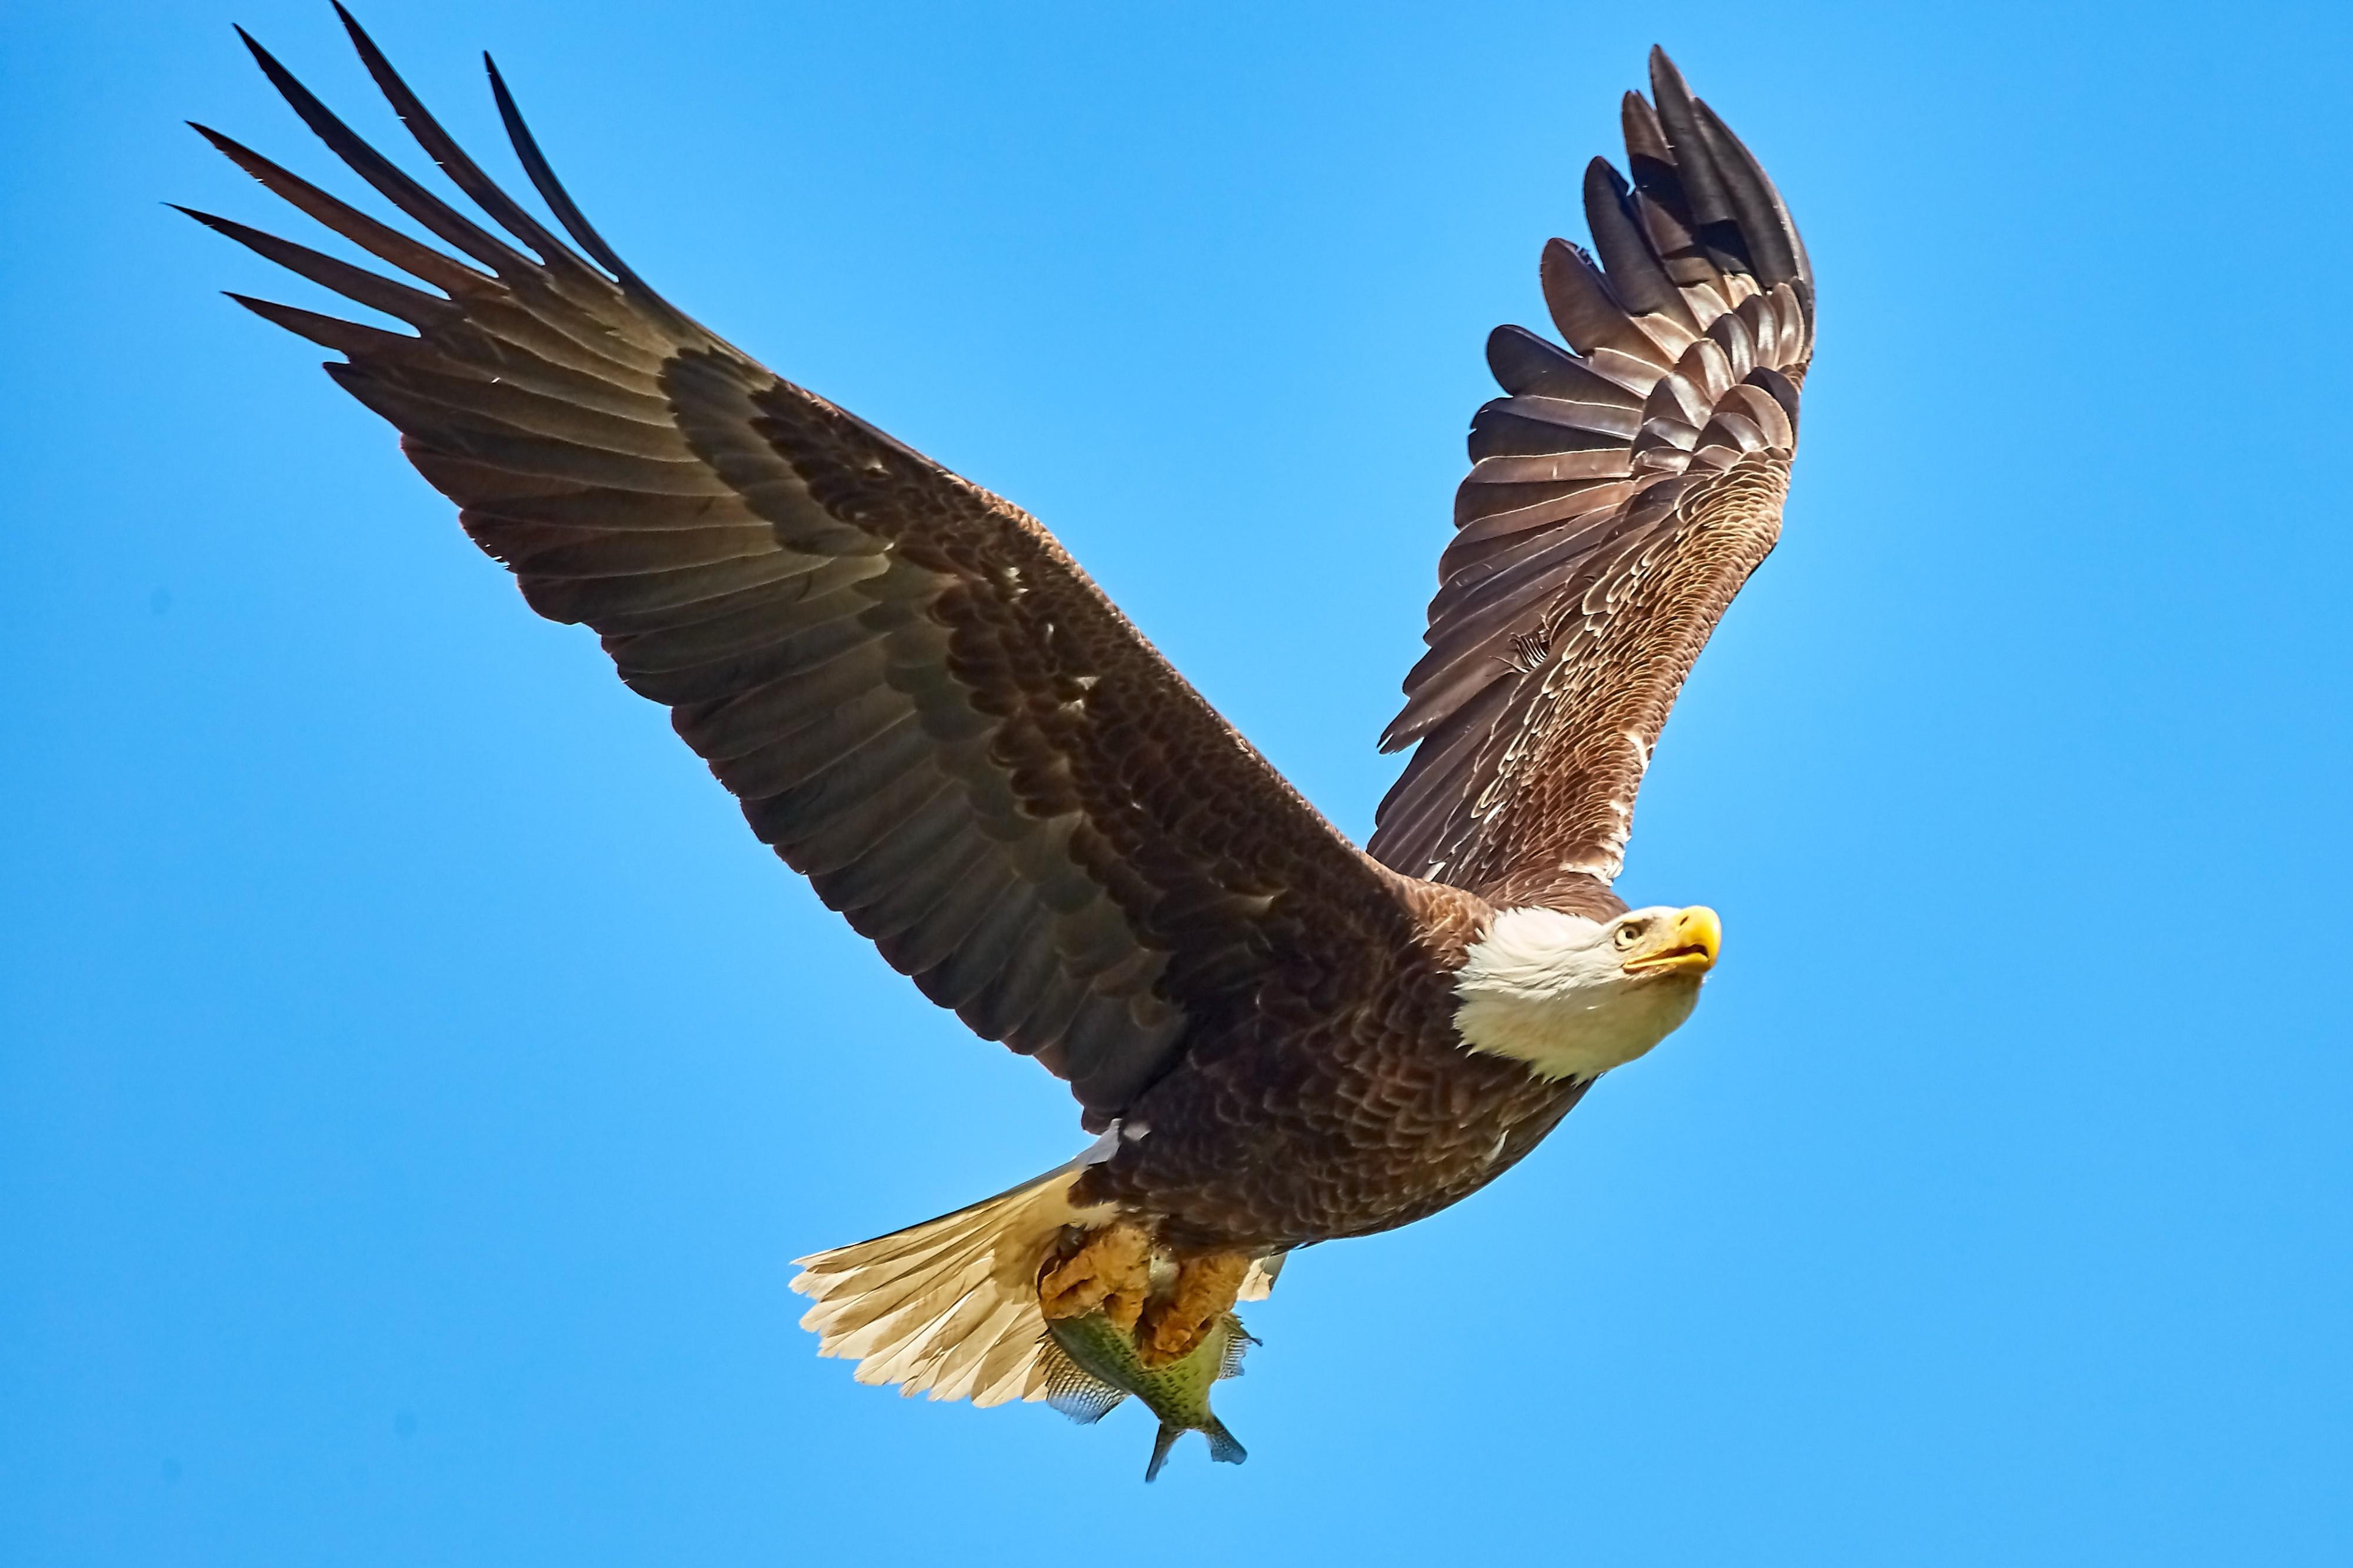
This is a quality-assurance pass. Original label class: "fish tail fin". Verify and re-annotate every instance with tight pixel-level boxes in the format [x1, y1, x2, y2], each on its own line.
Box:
[790, 1151, 1114, 1409]
[1145, 1417, 1248, 1481]
[1145, 1422, 1184, 1483]
[1203, 1417, 1248, 1468]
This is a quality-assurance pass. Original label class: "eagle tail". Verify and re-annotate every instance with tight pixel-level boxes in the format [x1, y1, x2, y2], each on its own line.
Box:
[790, 1150, 1115, 1407]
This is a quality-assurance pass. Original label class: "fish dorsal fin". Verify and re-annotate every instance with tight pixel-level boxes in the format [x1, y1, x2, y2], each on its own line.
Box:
[1218, 1314, 1259, 1382]
[1038, 1332, 1128, 1425]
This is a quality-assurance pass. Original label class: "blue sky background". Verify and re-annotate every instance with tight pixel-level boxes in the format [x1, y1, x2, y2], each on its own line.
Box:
[6, 1, 2351, 1561]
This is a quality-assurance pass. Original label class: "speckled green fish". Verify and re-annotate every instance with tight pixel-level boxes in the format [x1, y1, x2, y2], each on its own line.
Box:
[1041, 1310, 1255, 1481]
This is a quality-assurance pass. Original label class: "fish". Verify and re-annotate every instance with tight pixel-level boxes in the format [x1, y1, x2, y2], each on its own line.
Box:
[1041, 1307, 1256, 1481]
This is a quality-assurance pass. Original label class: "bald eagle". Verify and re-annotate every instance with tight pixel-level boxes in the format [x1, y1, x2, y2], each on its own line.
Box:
[190, 11, 1811, 1441]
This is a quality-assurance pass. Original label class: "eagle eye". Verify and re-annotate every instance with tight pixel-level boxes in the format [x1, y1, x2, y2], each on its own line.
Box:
[1614, 922, 1644, 948]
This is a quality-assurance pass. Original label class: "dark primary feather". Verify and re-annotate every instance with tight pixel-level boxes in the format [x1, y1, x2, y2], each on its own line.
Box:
[1368, 47, 1813, 908]
[192, 10, 1411, 1125]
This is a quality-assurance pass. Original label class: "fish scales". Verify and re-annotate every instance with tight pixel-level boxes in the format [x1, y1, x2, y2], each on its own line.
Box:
[1042, 1309, 1254, 1481]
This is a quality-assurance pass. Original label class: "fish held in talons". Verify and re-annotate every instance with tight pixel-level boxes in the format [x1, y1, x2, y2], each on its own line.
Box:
[1037, 1219, 1153, 1330]
[1136, 1249, 1254, 1366]
[1042, 1305, 1255, 1482]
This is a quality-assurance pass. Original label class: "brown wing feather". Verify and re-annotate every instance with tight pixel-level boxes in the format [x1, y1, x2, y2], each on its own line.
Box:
[193, 14, 1403, 1126]
[1369, 49, 1813, 907]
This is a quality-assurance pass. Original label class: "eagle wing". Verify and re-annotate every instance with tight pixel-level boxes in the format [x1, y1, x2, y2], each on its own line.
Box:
[189, 12, 1404, 1127]
[1368, 49, 1813, 910]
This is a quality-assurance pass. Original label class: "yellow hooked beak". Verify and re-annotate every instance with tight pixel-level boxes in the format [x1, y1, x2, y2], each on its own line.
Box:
[1621, 905, 1722, 978]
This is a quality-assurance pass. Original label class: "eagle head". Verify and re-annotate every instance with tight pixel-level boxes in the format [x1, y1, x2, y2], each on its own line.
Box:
[1451, 905, 1721, 1081]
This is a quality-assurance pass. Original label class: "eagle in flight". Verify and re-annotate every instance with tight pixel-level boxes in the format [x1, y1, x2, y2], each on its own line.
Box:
[190, 7, 1812, 1460]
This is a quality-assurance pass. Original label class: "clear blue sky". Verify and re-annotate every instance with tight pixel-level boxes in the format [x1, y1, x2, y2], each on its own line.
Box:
[6, 1, 2350, 1561]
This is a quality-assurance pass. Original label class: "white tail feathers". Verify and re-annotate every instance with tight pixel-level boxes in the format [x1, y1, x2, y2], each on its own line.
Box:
[791, 1155, 1115, 1408]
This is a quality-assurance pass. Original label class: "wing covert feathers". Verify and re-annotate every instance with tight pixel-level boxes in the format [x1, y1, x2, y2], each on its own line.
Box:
[195, 11, 1406, 1126]
[1369, 49, 1812, 906]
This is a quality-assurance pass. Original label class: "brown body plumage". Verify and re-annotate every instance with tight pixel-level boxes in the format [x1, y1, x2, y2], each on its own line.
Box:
[191, 12, 1812, 1436]
[1076, 872, 1592, 1249]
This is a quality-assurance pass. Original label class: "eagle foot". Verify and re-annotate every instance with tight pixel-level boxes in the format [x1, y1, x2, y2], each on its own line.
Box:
[1135, 1250, 1253, 1367]
[1037, 1220, 1152, 1330]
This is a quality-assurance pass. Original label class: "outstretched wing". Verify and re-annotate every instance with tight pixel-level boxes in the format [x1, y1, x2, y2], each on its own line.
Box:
[189, 9, 1403, 1126]
[1369, 49, 1812, 910]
